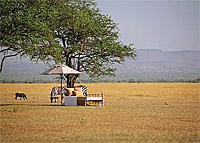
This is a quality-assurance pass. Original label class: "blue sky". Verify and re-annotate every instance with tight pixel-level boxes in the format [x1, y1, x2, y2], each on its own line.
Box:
[96, 0, 199, 51]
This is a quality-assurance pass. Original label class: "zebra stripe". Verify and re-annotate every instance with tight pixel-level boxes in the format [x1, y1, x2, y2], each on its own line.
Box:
[75, 85, 88, 96]
[50, 85, 88, 97]
[50, 86, 68, 97]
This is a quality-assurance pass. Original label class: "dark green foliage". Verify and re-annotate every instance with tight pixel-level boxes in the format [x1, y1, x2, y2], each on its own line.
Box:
[0, 0, 61, 72]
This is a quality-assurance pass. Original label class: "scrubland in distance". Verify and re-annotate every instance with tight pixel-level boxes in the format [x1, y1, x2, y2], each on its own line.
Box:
[0, 83, 200, 143]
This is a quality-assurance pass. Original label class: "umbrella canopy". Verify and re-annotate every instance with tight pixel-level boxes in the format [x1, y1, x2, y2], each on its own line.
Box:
[41, 64, 81, 75]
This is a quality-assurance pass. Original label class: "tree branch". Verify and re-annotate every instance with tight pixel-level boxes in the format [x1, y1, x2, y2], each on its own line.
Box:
[0, 53, 20, 73]
[0, 47, 11, 53]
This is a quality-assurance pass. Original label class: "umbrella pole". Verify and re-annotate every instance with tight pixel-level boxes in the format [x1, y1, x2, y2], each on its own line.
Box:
[61, 74, 63, 105]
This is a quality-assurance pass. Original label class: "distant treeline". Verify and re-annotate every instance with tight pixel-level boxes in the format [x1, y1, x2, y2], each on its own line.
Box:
[1, 78, 200, 83]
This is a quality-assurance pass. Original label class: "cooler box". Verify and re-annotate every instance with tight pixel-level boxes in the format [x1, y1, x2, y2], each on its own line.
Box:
[64, 96, 77, 106]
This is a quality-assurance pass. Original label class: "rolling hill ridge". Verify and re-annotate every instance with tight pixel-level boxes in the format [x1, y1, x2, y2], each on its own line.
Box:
[1, 49, 199, 82]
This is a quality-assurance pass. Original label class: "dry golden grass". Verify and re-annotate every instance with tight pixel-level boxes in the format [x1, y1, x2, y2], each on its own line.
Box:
[0, 83, 200, 143]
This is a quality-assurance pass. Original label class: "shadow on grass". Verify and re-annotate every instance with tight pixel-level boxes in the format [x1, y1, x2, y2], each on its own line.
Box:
[0, 103, 99, 107]
[0, 103, 64, 107]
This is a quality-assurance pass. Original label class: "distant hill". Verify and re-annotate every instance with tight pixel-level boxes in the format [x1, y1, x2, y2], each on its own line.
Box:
[1, 49, 200, 82]
[116, 49, 200, 74]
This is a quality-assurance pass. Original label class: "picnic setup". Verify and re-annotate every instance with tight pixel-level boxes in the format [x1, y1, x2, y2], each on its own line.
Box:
[41, 65, 104, 106]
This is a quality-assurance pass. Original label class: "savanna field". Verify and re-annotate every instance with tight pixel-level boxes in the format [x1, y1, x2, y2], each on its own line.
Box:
[0, 83, 199, 143]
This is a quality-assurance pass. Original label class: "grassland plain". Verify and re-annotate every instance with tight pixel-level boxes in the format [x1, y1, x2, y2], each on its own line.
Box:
[0, 83, 199, 143]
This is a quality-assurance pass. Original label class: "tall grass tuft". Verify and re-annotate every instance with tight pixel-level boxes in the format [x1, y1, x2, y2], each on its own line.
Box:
[13, 107, 18, 113]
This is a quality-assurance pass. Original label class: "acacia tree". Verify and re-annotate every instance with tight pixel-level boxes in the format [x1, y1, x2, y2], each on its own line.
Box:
[0, 0, 136, 87]
[31, 0, 136, 87]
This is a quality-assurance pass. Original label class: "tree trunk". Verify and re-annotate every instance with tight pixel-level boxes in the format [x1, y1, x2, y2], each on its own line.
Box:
[66, 74, 78, 88]
[63, 39, 79, 88]
[66, 75, 72, 88]
[65, 55, 78, 88]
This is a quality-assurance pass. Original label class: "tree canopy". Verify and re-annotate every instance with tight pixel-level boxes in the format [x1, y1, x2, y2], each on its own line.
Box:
[0, 0, 136, 86]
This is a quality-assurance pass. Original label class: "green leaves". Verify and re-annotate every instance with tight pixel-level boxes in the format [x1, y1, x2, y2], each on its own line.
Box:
[0, 0, 136, 79]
